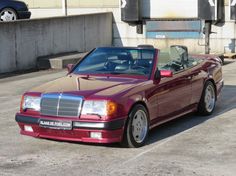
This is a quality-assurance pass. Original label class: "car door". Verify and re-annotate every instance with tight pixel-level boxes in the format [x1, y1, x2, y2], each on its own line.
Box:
[155, 70, 192, 123]
[152, 46, 192, 124]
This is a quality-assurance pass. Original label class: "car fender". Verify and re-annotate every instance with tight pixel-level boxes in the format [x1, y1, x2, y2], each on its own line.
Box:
[0, 1, 27, 12]
[125, 93, 150, 119]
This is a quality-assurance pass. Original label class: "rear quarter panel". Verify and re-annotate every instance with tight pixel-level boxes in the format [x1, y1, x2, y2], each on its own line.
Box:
[191, 54, 223, 98]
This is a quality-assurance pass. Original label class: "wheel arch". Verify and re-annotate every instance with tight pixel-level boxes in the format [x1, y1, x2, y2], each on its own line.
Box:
[128, 101, 149, 117]
[124, 100, 150, 128]
[121, 100, 150, 147]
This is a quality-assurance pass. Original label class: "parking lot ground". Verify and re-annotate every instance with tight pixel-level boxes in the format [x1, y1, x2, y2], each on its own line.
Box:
[0, 60, 236, 176]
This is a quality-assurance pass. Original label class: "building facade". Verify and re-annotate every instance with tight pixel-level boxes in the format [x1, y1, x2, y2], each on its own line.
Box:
[22, 0, 236, 54]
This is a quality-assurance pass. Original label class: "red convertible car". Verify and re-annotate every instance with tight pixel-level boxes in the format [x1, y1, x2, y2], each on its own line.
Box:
[15, 45, 224, 147]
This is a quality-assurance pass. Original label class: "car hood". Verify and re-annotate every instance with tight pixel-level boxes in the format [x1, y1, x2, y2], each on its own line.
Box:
[30, 74, 146, 98]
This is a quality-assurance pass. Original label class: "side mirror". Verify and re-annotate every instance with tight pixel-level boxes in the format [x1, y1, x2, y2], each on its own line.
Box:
[154, 69, 161, 81]
[160, 70, 173, 78]
[67, 64, 75, 73]
[154, 69, 173, 80]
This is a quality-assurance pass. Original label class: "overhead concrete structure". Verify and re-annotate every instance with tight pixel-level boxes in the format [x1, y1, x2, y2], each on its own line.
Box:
[230, 0, 236, 19]
[121, 0, 224, 22]
[118, 0, 228, 54]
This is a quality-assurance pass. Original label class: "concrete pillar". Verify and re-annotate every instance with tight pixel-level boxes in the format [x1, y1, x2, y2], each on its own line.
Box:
[62, 0, 68, 16]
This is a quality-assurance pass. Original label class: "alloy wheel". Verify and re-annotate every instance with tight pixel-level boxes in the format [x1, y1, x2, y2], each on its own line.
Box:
[0, 9, 17, 21]
[131, 110, 148, 143]
[204, 84, 216, 113]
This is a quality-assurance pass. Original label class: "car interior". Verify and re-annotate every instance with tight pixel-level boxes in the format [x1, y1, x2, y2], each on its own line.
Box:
[75, 49, 155, 76]
[158, 46, 203, 73]
[102, 50, 154, 75]
[76, 46, 203, 76]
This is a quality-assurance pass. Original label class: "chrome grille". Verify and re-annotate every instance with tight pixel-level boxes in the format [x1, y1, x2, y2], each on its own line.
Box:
[40, 93, 83, 117]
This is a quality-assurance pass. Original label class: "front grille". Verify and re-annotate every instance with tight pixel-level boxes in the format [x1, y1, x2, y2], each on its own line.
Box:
[40, 93, 83, 118]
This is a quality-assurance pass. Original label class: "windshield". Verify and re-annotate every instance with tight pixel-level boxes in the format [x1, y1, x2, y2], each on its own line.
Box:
[73, 48, 155, 77]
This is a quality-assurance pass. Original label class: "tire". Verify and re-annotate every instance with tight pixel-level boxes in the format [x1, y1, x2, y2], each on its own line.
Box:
[0, 8, 18, 21]
[198, 81, 216, 115]
[121, 104, 149, 148]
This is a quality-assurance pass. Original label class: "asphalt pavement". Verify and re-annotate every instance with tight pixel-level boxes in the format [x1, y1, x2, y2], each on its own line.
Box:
[0, 60, 236, 176]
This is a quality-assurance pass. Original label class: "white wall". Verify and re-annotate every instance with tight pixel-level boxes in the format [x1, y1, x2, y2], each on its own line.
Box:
[141, 0, 198, 19]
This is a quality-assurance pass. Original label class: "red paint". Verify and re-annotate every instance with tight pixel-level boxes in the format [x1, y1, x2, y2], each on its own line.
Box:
[160, 70, 173, 77]
[16, 48, 223, 144]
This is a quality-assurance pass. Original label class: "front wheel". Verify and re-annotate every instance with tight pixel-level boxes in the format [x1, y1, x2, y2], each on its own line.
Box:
[121, 104, 149, 148]
[198, 81, 216, 115]
[0, 8, 18, 21]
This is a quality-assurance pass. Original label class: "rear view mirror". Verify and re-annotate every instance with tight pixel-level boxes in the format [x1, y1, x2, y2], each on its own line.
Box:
[160, 70, 173, 78]
[67, 64, 75, 73]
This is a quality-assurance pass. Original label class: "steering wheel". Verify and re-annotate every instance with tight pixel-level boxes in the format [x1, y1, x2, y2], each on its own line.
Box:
[170, 60, 184, 71]
[170, 61, 183, 67]
[104, 61, 116, 71]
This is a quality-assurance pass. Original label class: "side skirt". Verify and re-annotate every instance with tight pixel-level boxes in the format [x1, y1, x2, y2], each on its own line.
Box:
[149, 105, 198, 130]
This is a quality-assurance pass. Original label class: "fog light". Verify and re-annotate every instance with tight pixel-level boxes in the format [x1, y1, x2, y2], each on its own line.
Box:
[24, 125, 33, 132]
[90, 132, 102, 139]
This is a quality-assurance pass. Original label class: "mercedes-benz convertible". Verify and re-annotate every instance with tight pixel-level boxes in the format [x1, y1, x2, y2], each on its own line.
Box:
[15, 45, 224, 147]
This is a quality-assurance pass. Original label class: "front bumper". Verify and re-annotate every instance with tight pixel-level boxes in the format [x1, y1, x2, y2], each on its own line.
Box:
[15, 114, 126, 144]
[17, 11, 31, 19]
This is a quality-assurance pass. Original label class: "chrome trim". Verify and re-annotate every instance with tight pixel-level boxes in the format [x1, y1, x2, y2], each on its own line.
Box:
[57, 93, 62, 116]
[73, 122, 105, 129]
[40, 93, 83, 118]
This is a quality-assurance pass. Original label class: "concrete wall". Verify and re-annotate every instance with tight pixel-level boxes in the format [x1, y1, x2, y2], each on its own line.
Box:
[0, 13, 112, 73]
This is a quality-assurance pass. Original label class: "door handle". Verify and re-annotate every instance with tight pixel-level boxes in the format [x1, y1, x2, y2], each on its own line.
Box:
[186, 76, 192, 80]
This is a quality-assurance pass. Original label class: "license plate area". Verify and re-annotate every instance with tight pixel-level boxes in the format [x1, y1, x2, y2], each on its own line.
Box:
[39, 119, 72, 130]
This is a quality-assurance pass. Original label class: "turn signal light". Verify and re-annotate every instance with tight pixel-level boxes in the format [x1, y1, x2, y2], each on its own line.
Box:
[20, 95, 24, 112]
[107, 101, 117, 116]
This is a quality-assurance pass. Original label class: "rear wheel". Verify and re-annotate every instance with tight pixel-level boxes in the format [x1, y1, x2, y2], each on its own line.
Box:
[198, 81, 216, 115]
[0, 8, 18, 21]
[121, 104, 149, 148]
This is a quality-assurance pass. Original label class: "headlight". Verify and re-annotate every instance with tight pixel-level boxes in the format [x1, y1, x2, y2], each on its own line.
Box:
[81, 100, 117, 116]
[21, 96, 41, 111]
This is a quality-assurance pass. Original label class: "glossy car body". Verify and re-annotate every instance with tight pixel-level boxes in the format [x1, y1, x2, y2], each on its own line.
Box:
[0, 0, 31, 21]
[15, 46, 224, 146]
